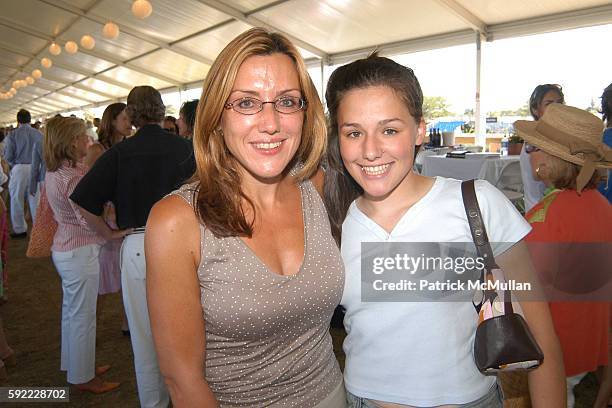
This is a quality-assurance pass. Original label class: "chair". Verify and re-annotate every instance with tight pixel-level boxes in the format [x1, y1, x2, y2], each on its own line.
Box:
[414, 149, 440, 173]
[494, 161, 524, 212]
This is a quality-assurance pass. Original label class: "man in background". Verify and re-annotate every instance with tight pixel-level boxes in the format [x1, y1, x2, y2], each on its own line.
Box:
[71, 86, 195, 408]
[3, 109, 42, 237]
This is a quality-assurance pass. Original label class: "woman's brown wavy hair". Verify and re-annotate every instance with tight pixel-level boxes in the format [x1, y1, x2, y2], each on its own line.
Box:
[192, 28, 326, 238]
[323, 54, 423, 245]
[97, 102, 126, 149]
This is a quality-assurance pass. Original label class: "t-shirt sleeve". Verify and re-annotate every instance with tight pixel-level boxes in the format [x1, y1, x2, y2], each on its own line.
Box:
[70, 148, 118, 216]
[474, 179, 531, 256]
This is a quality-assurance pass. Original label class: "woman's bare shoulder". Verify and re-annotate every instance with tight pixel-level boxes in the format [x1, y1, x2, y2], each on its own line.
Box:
[148, 194, 199, 233]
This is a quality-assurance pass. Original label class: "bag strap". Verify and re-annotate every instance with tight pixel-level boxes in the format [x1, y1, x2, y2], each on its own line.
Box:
[461, 180, 513, 315]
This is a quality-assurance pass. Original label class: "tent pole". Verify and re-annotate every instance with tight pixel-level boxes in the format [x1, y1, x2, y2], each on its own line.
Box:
[474, 32, 485, 149]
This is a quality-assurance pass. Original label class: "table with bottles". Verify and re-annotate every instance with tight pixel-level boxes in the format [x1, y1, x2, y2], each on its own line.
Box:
[421, 152, 520, 183]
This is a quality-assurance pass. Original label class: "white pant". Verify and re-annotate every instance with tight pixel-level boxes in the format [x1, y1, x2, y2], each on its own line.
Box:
[31, 181, 41, 221]
[8, 164, 37, 233]
[121, 233, 169, 408]
[52, 244, 100, 384]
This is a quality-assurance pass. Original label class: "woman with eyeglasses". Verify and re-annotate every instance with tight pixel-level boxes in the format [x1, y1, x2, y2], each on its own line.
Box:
[517, 104, 611, 408]
[521, 84, 565, 212]
[145, 28, 345, 407]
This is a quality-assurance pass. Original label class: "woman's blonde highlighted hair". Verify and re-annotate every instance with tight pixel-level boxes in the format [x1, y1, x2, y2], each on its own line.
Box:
[537, 152, 605, 191]
[193, 27, 326, 237]
[43, 116, 87, 172]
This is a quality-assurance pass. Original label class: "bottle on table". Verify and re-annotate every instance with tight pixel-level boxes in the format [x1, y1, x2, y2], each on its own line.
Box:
[500, 135, 509, 156]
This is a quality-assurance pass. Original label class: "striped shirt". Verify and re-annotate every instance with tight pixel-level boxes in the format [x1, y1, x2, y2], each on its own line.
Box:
[45, 161, 104, 252]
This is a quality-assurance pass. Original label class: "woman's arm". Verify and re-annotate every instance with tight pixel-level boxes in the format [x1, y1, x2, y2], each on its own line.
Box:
[75, 205, 131, 240]
[145, 196, 218, 407]
[594, 361, 611, 408]
[496, 241, 566, 407]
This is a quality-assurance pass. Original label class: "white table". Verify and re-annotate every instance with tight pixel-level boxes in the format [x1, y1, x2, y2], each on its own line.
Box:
[421, 153, 520, 184]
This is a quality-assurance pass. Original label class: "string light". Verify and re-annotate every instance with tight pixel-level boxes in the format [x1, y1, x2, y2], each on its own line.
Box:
[80, 35, 95, 50]
[103, 21, 119, 39]
[65, 41, 78, 54]
[132, 0, 152, 19]
[49, 42, 61, 55]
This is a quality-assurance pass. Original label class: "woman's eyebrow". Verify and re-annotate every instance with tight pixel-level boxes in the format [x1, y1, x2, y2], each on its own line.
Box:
[379, 118, 404, 125]
[229, 88, 301, 96]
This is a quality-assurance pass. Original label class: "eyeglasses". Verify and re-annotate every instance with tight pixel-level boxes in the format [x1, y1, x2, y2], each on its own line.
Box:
[525, 143, 540, 154]
[224, 96, 307, 115]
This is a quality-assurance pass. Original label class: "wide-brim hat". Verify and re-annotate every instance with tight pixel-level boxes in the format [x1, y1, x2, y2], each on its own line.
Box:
[514, 103, 612, 192]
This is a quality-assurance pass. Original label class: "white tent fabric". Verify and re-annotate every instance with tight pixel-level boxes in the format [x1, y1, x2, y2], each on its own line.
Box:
[1, 0, 611, 124]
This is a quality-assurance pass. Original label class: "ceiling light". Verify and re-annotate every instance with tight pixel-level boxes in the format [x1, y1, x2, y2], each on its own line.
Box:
[49, 43, 61, 55]
[65, 41, 78, 54]
[102, 21, 119, 39]
[132, 0, 152, 19]
[80, 35, 95, 50]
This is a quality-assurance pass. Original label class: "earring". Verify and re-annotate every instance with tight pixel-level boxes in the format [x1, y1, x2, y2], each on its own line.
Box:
[535, 167, 540, 174]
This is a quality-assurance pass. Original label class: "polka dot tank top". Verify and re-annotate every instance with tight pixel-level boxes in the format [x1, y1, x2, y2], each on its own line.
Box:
[169, 179, 344, 407]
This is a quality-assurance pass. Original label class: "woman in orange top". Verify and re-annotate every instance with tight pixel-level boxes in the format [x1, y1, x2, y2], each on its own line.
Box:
[515, 103, 612, 407]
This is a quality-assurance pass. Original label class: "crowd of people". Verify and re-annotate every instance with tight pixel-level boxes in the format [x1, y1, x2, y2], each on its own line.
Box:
[0, 27, 610, 408]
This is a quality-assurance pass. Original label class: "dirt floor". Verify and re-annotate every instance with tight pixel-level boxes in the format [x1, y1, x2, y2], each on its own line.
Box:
[0, 230, 601, 407]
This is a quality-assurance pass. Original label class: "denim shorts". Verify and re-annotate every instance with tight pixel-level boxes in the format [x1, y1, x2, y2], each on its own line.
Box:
[346, 382, 503, 408]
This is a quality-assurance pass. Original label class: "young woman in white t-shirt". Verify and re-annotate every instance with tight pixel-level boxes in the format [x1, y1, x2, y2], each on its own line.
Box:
[323, 54, 565, 407]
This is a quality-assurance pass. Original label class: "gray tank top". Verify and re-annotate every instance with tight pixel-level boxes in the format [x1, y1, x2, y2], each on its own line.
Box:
[169, 179, 344, 407]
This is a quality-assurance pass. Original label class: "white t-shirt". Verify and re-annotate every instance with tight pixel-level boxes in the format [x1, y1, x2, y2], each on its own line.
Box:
[340, 177, 531, 407]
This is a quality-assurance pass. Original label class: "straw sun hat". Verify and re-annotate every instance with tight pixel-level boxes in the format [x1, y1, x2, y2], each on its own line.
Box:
[514, 103, 612, 192]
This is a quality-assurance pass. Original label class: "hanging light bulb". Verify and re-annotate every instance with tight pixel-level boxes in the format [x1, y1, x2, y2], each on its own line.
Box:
[102, 21, 119, 39]
[12, 80, 20, 88]
[65, 41, 78, 54]
[41, 57, 52, 69]
[132, 0, 152, 19]
[9, 88, 16, 95]
[19, 80, 27, 88]
[49, 42, 61, 55]
[32, 69, 42, 79]
[80, 35, 95, 50]
[26, 76, 35, 85]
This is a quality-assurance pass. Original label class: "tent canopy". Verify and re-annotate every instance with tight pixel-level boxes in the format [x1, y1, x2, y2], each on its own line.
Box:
[1, 0, 611, 124]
